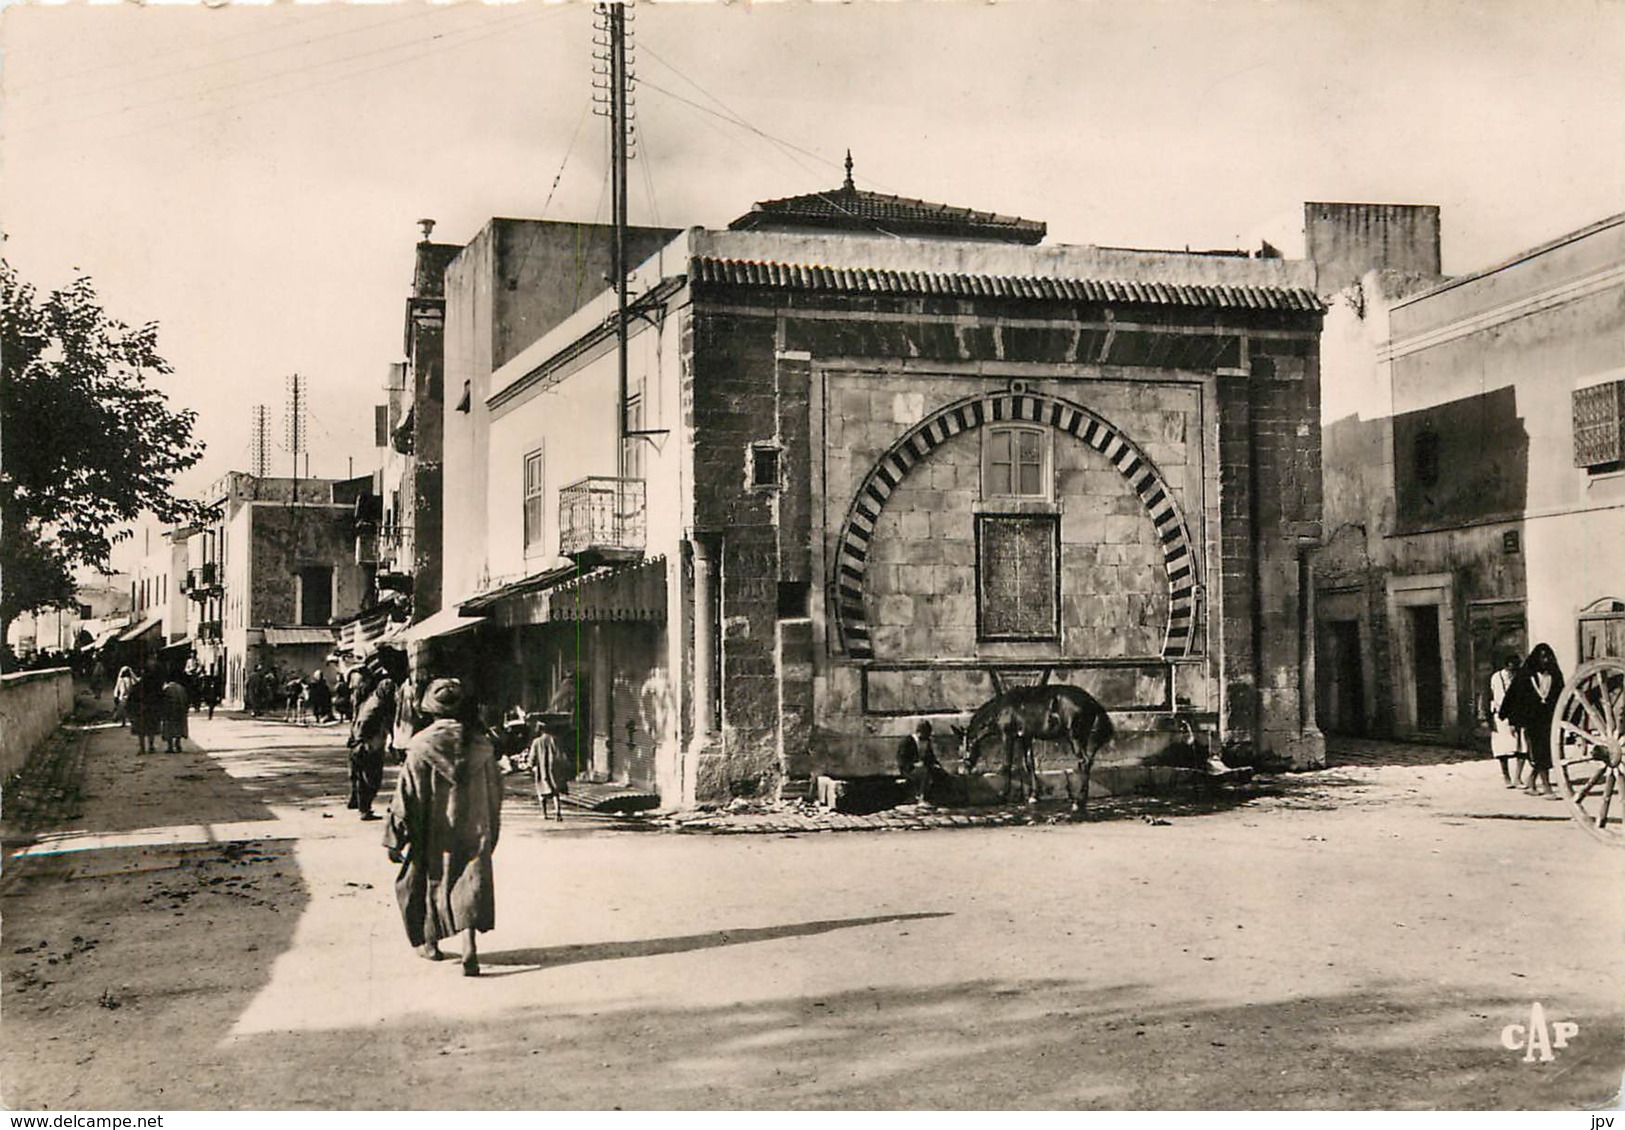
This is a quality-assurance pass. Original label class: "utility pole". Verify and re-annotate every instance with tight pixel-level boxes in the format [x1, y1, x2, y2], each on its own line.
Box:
[284, 374, 307, 578]
[602, 1, 631, 477]
[249, 405, 270, 478]
[285, 374, 306, 501]
[595, 2, 646, 478]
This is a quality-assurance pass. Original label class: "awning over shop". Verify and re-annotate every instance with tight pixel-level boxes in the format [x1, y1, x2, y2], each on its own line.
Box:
[115, 615, 162, 643]
[264, 626, 338, 647]
[336, 608, 408, 656]
[89, 626, 123, 650]
[396, 607, 488, 643]
[161, 636, 193, 652]
[459, 564, 581, 624]
[548, 556, 667, 623]
[458, 556, 666, 627]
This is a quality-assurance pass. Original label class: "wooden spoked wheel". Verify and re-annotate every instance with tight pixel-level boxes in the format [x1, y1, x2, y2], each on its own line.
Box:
[1551, 658, 1625, 847]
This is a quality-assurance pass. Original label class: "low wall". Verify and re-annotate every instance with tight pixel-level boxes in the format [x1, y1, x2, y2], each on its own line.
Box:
[0, 668, 75, 779]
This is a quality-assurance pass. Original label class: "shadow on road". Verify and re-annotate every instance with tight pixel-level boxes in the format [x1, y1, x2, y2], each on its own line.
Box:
[479, 912, 953, 975]
[59, 973, 1615, 1110]
[2, 838, 311, 1111]
[1325, 736, 1486, 768]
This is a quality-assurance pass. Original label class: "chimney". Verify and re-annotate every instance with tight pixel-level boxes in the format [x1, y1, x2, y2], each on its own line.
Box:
[417, 218, 436, 243]
[1304, 202, 1442, 298]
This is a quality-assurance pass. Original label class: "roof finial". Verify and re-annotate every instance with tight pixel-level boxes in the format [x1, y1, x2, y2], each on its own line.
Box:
[843, 149, 854, 192]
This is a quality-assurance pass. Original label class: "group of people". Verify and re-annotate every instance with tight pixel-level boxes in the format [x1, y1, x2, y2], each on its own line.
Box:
[111, 660, 196, 754]
[240, 663, 347, 725]
[1485, 642, 1566, 797]
[106, 647, 501, 975]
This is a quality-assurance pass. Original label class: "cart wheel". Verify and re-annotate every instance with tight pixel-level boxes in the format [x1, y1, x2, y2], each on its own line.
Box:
[1550, 657, 1625, 847]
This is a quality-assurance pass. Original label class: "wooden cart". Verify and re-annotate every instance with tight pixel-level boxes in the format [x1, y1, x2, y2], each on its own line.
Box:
[1550, 657, 1625, 846]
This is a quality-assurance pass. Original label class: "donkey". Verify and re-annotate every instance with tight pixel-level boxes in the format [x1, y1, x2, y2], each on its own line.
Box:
[953, 685, 1115, 815]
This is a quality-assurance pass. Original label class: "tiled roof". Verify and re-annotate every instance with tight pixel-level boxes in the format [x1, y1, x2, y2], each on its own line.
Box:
[730, 185, 1046, 244]
[690, 256, 1324, 312]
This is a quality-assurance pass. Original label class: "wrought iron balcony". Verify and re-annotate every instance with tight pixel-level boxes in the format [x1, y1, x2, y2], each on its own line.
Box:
[183, 563, 222, 600]
[559, 476, 646, 564]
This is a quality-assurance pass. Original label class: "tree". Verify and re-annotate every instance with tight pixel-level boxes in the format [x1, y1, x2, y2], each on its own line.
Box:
[1, 259, 205, 643]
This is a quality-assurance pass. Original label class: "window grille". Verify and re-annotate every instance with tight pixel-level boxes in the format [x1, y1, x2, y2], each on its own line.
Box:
[1573, 380, 1625, 468]
[976, 514, 1060, 640]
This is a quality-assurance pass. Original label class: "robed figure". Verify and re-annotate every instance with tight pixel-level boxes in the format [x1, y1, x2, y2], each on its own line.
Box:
[383, 678, 502, 976]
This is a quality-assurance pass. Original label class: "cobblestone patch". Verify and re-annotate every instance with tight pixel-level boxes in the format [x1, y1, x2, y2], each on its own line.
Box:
[645, 791, 1255, 835]
[1, 724, 94, 843]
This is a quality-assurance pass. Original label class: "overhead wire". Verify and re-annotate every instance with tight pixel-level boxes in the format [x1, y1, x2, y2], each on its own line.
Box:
[634, 40, 910, 239]
[638, 43, 846, 178]
[637, 72, 903, 239]
[5, 4, 352, 94]
[636, 103, 662, 229]
[26, 5, 568, 155]
[14, 4, 561, 143]
[507, 95, 596, 301]
[14, 3, 452, 112]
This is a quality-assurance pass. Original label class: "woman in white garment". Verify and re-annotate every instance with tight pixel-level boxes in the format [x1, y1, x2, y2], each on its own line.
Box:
[1486, 652, 1525, 788]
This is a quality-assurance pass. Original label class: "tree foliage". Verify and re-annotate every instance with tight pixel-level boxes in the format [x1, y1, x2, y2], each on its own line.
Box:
[0, 522, 77, 630]
[2, 258, 205, 626]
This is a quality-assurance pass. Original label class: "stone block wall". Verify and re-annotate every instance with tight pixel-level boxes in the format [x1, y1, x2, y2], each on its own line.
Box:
[691, 312, 786, 796]
[1225, 336, 1326, 765]
[829, 372, 1193, 664]
[247, 505, 368, 628]
[0, 668, 74, 780]
[684, 286, 1324, 789]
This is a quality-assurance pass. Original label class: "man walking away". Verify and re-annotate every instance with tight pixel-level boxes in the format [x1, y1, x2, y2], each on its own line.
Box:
[161, 674, 190, 752]
[384, 678, 502, 977]
[349, 666, 395, 821]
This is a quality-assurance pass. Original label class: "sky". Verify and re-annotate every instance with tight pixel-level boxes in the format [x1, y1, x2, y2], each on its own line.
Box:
[3, 0, 1625, 571]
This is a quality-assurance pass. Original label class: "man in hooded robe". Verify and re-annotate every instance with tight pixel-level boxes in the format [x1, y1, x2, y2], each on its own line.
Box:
[383, 677, 502, 976]
[349, 665, 394, 821]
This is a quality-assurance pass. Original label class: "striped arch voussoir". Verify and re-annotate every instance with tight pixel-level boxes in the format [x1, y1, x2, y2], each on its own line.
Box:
[834, 390, 1199, 659]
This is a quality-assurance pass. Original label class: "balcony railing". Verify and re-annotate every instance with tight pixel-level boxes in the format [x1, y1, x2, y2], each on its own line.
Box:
[559, 477, 646, 563]
[198, 620, 223, 643]
[183, 563, 222, 600]
[364, 523, 414, 570]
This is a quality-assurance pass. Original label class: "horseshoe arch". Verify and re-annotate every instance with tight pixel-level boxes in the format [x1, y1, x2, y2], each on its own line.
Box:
[833, 389, 1199, 659]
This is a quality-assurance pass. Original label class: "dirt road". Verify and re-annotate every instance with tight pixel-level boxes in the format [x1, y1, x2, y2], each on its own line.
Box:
[3, 703, 1621, 1110]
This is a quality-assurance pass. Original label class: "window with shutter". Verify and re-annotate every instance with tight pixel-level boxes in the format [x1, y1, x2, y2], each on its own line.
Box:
[983, 426, 1049, 499]
[523, 448, 545, 554]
